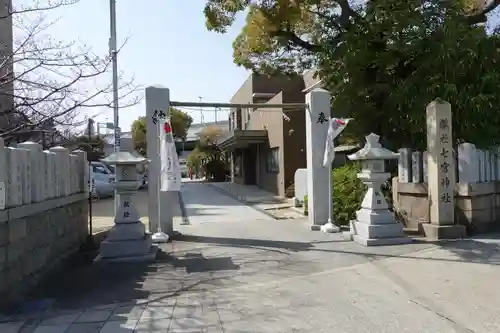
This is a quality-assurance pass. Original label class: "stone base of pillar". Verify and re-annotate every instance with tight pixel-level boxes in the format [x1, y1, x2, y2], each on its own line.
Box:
[310, 224, 322, 231]
[94, 245, 158, 263]
[320, 222, 340, 233]
[152, 230, 169, 243]
[351, 219, 411, 246]
[95, 224, 158, 263]
[421, 223, 466, 241]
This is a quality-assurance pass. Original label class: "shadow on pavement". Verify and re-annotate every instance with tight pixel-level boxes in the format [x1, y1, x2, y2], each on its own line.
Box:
[7, 223, 500, 320]
[175, 233, 500, 266]
[12, 246, 241, 314]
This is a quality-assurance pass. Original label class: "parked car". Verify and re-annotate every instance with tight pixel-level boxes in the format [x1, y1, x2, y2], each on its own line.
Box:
[89, 161, 116, 198]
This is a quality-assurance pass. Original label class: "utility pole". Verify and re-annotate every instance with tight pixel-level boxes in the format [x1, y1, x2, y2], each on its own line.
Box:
[198, 96, 204, 125]
[109, 0, 120, 216]
[109, 0, 120, 152]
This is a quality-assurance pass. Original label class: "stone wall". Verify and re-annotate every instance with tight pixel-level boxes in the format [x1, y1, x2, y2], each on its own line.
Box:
[393, 179, 500, 234]
[0, 139, 89, 306]
[0, 194, 88, 306]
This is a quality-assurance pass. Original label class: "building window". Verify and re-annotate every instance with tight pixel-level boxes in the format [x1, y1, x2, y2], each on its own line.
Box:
[266, 148, 279, 173]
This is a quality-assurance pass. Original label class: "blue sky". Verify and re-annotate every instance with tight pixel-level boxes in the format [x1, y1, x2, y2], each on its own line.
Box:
[43, 0, 249, 132]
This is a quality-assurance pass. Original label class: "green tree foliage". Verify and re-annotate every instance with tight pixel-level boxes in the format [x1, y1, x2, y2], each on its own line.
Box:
[204, 0, 497, 74]
[205, 0, 500, 149]
[131, 108, 193, 156]
[186, 147, 206, 174]
[196, 125, 229, 180]
[68, 135, 105, 161]
[332, 163, 366, 225]
[320, 1, 500, 149]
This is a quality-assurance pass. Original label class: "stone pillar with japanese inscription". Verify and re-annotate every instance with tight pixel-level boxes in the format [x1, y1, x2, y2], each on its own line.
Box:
[7, 147, 23, 207]
[305, 88, 331, 229]
[43, 150, 57, 199]
[457, 143, 479, 183]
[18, 148, 31, 205]
[96, 151, 157, 262]
[422, 99, 466, 240]
[145, 85, 170, 233]
[18, 141, 43, 202]
[398, 148, 412, 183]
[72, 149, 88, 194]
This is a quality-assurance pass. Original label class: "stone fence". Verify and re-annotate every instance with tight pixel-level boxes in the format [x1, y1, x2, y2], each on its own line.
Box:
[393, 141, 500, 235]
[0, 139, 89, 306]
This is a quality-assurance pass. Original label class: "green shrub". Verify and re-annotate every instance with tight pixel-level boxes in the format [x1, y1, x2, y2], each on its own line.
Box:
[303, 195, 308, 216]
[332, 163, 366, 225]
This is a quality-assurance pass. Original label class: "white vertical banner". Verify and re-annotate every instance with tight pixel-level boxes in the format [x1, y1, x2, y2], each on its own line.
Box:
[159, 118, 182, 191]
[322, 118, 351, 167]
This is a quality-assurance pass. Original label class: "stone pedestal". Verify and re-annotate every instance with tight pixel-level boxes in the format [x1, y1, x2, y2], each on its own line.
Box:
[95, 152, 157, 263]
[347, 134, 411, 246]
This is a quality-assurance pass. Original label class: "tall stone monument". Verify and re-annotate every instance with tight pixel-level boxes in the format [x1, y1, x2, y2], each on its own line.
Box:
[305, 88, 331, 230]
[96, 151, 157, 262]
[145, 86, 174, 236]
[422, 99, 466, 240]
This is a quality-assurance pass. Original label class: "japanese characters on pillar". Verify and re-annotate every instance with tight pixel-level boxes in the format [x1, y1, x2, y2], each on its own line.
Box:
[317, 111, 328, 124]
[426, 100, 454, 225]
[151, 109, 167, 125]
[438, 118, 452, 204]
[122, 199, 131, 220]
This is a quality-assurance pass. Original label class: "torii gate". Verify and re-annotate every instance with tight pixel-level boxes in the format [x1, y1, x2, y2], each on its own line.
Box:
[144, 85, 333, 237]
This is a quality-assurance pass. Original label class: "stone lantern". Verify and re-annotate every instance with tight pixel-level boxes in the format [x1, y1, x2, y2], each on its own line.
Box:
[96, 151, 157, 262]
[346, 133, 411, 246]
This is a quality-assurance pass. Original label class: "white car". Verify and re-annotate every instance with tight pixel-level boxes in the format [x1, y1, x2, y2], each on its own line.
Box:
[89, 162, 116, 198]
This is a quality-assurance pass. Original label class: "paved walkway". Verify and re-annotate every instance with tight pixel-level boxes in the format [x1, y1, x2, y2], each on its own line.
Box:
[179, 181, 274, 224]
[1, 182, 500, 332]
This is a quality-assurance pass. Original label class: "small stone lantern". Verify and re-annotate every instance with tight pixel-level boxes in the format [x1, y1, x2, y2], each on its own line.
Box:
[96, 151, 157, 262]
[346, 133, 411, 246]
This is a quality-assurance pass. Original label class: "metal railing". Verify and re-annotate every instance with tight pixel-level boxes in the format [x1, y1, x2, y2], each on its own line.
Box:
[224, 175, 246, 202]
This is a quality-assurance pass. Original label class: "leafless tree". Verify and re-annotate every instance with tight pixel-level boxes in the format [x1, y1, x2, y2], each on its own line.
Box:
[0, 0, 140, 144]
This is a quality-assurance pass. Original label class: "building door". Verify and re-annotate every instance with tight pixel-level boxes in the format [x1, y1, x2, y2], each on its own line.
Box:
[245, 146, 257, 185]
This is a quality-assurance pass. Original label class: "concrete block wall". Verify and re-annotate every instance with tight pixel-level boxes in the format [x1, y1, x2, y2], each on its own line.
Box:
[0, 195, 88, 305]
[0, 139, 89, 306]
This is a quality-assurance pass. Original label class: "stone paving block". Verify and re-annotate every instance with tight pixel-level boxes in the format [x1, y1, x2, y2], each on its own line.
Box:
[65, 322, 104, 333]
[90, 304, 118, 311]
[110, 305, 145, 321]
[134, 316, 171, 332]
[74, 310, 112, 323]
[0, 321, 26, 333]
[139, 299, 175, 320]
[138, 306, 173, 320]
[168, 295, 223, 332]
[32, 324, 70, 333]
[39, 312, 81, 326]
[99, 318, 138, 333]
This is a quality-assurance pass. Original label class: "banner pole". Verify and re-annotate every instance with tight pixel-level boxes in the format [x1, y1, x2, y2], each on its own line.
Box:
[152, 118, 169, 243]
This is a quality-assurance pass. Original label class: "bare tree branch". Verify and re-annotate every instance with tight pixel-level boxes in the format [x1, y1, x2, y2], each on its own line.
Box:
[0, 0, 141, 143]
